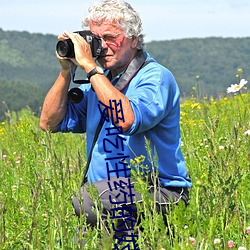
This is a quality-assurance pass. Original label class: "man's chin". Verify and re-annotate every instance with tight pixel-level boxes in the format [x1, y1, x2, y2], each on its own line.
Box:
[98, 58, 113, 69]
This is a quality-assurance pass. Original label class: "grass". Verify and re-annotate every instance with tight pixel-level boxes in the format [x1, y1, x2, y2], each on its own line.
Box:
[0, 92, 249, 249]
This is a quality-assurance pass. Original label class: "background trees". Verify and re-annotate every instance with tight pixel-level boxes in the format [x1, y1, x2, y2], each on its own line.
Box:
[0, 28, 249, 120]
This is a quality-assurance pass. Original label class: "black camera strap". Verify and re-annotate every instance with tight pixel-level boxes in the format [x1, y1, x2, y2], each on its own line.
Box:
[81, 50, 150, 185]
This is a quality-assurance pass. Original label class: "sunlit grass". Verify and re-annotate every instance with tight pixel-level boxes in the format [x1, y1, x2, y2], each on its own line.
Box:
[0, 93, 249, 249]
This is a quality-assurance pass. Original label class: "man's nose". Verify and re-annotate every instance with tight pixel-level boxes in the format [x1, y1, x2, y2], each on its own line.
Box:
[101, 38, 108, 49]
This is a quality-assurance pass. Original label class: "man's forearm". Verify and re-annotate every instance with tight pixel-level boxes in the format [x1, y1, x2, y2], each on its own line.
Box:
[40, 70, 71, 132]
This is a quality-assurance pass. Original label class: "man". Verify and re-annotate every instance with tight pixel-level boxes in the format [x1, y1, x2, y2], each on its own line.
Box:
[40, 0, 192, 246]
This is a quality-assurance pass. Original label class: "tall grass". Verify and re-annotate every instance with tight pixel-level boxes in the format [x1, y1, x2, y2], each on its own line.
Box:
[0, 93, 249, 249]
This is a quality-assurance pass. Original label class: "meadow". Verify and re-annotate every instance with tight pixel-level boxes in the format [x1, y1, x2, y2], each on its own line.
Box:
[0, 89, 249, 249]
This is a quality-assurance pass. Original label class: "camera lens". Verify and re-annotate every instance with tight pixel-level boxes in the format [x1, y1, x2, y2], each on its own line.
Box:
[56, 39, 74, 58]
[68, 88, 84, 103]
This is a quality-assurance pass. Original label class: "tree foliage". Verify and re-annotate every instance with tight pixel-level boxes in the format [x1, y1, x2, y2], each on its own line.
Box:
[0, 79, 46, 121]
[145, 37, 250, 98]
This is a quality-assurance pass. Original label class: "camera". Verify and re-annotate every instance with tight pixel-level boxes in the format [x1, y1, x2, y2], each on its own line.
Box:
[56, 30, 102, 58]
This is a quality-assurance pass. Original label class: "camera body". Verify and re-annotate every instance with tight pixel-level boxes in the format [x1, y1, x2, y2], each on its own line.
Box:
[56, 30, 102, 58]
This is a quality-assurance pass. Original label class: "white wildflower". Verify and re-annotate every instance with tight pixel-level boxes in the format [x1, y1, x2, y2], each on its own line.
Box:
[244, 130, 250, 136]
[227, 79, 248, 93]
[214, 238, 221, 244]
[238, 247, 246, 250]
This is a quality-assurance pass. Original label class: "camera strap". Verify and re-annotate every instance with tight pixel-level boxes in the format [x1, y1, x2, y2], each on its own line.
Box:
[81, 50, 150, 185]
[114, 49, 148, 91]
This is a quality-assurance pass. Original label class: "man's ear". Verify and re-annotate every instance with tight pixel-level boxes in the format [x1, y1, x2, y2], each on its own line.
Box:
[131, 36, 139, 48]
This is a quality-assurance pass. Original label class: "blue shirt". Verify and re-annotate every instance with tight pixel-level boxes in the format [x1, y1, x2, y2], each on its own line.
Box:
[58, 52, 192, 188]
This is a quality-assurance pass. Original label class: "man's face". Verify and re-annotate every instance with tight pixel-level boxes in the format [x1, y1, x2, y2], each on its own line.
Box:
[89, 20, 138, 73]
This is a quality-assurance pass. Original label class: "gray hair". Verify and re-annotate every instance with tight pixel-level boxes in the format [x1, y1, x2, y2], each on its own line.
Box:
[82, 0, 145, 49]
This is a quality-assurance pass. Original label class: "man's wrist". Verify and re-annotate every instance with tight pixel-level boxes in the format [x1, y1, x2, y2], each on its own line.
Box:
[60, 68, 71, 79]
[87, 66, 104, 80]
